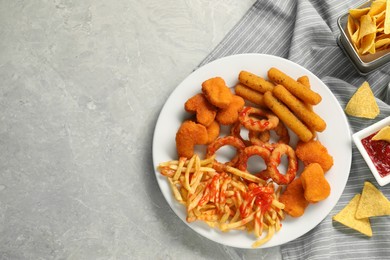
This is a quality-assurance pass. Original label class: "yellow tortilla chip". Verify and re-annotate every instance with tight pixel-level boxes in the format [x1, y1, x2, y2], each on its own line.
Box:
[385, 0, 390, 34]
[333, 194, 372, 237]
[358, 15, 377, 41]
[368, 0, 386, 16]
[356, 181, 390, 219]
[345, 81, 380, 119]
[349, 7, 370, 20]
[372, 126, 390, 142]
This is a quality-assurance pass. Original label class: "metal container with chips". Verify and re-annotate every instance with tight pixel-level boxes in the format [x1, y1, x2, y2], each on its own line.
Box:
[337, 0, 390, 75]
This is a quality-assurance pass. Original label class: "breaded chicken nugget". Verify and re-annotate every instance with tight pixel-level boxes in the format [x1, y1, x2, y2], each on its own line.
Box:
[295, 140, 334, 172]
[300, 163, 331, 203]
[279, 178, 309, 217]
[215, 95, 245, 125]
[185, 93, 217, 126]
[201, 77, 233, 109]
[206, 120, 220, 144]
[175, 120, 208, 158]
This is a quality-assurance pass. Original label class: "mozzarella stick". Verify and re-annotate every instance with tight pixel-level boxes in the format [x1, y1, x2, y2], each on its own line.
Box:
[268, 67, 322, 105]
[264, 91, 313, 142]
[239, 70, 274, 93]
[273, 85, 326, 132]
[297, 76, 313, 111]
[234, 83, 266, 107]
[297, 75, 310, 88]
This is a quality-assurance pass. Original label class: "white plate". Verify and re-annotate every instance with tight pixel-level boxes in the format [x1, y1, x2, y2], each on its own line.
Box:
[152, 53, 352, 249]
[352, 116, 390, 187]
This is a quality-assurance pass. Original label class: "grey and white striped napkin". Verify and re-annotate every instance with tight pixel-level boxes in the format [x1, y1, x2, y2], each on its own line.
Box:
[199, 0, 390, 259]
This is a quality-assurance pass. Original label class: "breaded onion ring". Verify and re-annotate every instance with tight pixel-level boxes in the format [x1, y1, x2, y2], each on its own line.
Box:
[206, 136, 246, 172]
[249, 121, 290, 151]
[237, 145, 271, 181]
[266, 143, 297, 185]
[238, 106, 279, 132]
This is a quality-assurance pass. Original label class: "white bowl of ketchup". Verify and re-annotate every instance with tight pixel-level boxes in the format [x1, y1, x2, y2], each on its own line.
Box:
[352, 116, 390, 186]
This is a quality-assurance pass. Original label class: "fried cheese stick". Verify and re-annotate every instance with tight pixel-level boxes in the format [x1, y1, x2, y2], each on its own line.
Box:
[263, 91, 313, 142]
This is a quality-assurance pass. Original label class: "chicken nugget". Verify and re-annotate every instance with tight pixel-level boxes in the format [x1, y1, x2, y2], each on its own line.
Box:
[215, 95, 245, 125]
[206, 120, 220, 144]
[300, 163, 331, 203]
[295, 140, 334, 172]
[279, 178, 309, 217]
[175, 120, 208, 158]
[201, 77, 233, 109]
[185, 93, 217, 126]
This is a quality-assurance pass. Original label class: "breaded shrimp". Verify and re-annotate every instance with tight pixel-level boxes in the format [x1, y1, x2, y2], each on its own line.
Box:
[184, 93, 217, 127]
[175, 120, 208, 158]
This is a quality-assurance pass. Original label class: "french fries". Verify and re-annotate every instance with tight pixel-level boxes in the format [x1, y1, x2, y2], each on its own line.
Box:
[158, 154, 285, 248]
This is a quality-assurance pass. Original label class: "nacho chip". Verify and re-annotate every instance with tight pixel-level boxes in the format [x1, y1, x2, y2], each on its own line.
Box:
[333, 194, 373, 237]
[345, 81, 380, 119]
[356, 181, 390, 219]
[385, 0, 390, 34]
[349, 7, 370, 20]
[347, 0, 390, 54]
[372, 125, 390, 142]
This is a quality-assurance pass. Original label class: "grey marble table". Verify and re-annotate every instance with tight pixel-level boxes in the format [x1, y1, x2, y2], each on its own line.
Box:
[0, 0, 283, 259]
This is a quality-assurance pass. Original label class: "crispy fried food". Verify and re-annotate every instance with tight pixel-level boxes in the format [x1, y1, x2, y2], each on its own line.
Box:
[264, 91, 313, 142]
[238, 70, 274, 93]
[279, 178, 309, 217]
[206, 120, 220, 144]
[297, 75, 310, 88]
[175, 120, 208, 158]
[238, 106, 279, 132]
[184, 93, 217, 127]
[300, 163, 331, 203]
[234, 83, 266, 107]
[295, 140, 334, 172]
[272, 85, 326, 132]
[266, 143, 298, 185]
[268, 67, 322, 105]
[216, 95, 245, 125]
[249, 120, 290, 151]
[201, 77, 233, 109]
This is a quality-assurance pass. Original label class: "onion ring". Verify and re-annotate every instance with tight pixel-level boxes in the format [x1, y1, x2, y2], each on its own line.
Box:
[238, 106, 279, 132]
[230, 121, 251, 146]
[266, 143, 297, 185]
[237, 145, 271, 181]
[249, 121, 290, 151]
[206, 136, 246, 172]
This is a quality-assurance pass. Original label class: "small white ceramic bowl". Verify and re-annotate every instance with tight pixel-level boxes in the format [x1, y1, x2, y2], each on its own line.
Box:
[352, 116, 390, 186]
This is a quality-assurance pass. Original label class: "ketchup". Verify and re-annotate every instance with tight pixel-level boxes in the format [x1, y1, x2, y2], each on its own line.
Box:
[361, 131, 390, 178]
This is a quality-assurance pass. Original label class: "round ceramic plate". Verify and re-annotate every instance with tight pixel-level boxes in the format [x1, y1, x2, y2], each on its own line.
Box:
[152, 53, 352, 249]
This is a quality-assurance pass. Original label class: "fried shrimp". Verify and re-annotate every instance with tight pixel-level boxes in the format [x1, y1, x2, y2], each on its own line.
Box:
[185, 93, 217, 126]
[175, 120, 208, 158]
[216, 94, 245, 125]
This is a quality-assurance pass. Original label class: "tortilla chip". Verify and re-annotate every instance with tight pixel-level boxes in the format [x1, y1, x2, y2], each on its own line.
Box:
[372, 126, 390, 142]
[349, 7, 370, 20]
[356, 181, 390, 219]
[368, 0, 386, 16]
[345, 81, 380, 119]
[333, 194, 373, 237]
[385, 0, 390, 34]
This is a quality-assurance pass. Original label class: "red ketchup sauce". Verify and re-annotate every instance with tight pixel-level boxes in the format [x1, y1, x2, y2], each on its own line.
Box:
[361, 131, 390, 178]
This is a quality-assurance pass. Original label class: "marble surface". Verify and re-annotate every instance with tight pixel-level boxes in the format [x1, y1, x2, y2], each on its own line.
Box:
[0, 0, 285, 259]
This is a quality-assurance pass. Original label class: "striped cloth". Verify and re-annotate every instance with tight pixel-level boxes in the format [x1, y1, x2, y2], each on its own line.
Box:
[198, 0, 390, 259]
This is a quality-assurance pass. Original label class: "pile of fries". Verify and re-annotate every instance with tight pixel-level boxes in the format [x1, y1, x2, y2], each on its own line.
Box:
[158, 155, 285, 248]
